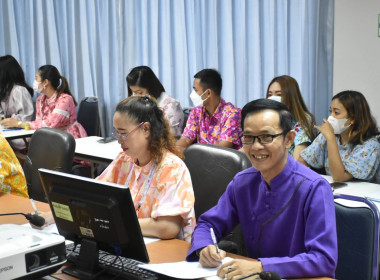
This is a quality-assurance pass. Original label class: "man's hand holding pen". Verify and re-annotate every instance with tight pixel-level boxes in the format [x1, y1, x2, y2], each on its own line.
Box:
[198, 244, 227, 267]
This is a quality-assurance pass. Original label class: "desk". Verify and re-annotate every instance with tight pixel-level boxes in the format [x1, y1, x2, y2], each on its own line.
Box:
[74, 136, 121, 165]
[0, 194, 333, 280]
[322, 175, 380, 201]
[2, 129, 35, 140]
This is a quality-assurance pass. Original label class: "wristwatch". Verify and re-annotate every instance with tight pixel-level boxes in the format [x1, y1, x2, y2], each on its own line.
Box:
[17, 121, 22, 127]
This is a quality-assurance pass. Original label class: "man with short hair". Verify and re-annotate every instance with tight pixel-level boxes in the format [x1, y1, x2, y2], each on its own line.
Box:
[177, 69, 242, 152]
[187, 99, 337, 279]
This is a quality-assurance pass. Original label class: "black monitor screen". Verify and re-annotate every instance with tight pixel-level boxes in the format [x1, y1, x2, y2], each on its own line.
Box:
[38, 168, 149, 266]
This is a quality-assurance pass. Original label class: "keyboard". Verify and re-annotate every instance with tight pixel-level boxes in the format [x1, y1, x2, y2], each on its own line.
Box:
[66, 243, 160, 280]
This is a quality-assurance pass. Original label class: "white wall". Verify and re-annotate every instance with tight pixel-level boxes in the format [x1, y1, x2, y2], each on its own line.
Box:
[334, 0, 380, 122]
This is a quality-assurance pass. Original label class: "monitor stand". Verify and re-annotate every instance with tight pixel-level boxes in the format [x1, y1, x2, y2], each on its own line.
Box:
[63, 239, 102, 280]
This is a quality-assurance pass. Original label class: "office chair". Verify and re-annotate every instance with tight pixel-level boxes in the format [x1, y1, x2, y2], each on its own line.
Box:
[77, 97, 101, 137]
[334, 194, 379, 280]
[183, 143, 252, 255]
[73, 97, 102, 177]
[23, 127, 76, 202]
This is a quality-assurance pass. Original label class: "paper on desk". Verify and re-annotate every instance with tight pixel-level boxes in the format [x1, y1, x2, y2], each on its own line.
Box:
[139, 257, 233, 279]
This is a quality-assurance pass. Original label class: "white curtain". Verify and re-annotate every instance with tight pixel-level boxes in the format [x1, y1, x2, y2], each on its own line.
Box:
[0, 0, 334, 135]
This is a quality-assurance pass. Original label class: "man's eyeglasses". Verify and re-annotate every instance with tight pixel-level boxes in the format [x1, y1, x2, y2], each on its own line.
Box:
[241, 132, 286, 145]
[111, 122, 144, 141]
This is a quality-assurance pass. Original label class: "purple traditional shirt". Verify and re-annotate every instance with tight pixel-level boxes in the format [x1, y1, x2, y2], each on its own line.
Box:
[182, 98, 242, 149]
[187, 156, 337, 278]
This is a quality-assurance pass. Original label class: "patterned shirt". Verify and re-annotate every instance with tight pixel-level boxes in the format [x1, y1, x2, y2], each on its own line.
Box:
[97, 150, 196, 242]
[182, 98, 242, 149]
[289, 114, 316, 155]
[0, 135, 28, 197]
[157, 92, 184, 138]
[29, 93, 87, 139]
[301, 133, 380, 183]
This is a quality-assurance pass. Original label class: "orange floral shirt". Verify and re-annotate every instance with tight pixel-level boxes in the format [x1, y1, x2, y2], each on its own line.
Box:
[0, 135, 28, 197]
[97, 150, 196, 242]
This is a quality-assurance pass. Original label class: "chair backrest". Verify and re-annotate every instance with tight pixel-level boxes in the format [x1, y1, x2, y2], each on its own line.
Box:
[183, 143, 251, 220]
[23, 127, 76, 202]
[182, 107, 192, 133]
[77, 97, 101, 137]
[334, 194, 379, 280]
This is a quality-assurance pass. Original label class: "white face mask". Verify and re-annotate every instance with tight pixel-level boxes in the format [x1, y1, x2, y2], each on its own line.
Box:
[190, 89, 208, 107]
[268, 95, 282, 103]
[33, 80, 44, 93]
[327, 116, 351, 134]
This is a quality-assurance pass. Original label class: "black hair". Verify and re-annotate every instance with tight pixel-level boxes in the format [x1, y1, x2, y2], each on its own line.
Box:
[38, 65, 77, 106]
[0, 55, 33, 101]
[194, 69, 222, 96]
[116, 95, 181, 162]
[126, 66, 165, 99]
[241, 98, 295, 132]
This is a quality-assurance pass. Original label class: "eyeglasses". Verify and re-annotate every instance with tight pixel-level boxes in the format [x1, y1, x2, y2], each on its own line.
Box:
[111, 122, 144, 141]
[241, 132, 286, 145]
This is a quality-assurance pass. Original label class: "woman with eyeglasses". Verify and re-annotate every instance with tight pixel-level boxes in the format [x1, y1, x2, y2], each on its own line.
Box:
[97, 95, 195, 241]
[300, 90, 380, 183]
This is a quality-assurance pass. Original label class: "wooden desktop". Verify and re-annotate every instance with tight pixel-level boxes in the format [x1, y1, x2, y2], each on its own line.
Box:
[0, 193, 333, 280]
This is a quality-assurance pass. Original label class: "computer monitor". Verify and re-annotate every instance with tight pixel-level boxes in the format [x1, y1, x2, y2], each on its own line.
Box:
[38, 168, 149, 279]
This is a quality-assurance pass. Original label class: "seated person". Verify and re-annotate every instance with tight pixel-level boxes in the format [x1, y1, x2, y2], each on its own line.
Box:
[266, 75, 316, 160]
[3, 65, 87, 140]
[97, 95, 196, 241]
[0, 55, 34, 151]
[177, 69, 242, 152]
[187, 99, 337, 279]
[300, 90, 380, 183]
[0, 135, 28, 198]
[126, 66, 184, 138]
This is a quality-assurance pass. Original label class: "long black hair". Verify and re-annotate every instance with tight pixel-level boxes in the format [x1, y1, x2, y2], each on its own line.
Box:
[0, 55, 33, 101]
[126, 66, 165, 99]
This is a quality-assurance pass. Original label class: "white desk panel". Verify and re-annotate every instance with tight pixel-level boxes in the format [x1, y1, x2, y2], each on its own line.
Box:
[74, 136, 122, 165]
[1, 129, 35, 140]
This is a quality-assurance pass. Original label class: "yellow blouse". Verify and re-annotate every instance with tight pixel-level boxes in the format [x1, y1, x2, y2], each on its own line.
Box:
[0, 135, 28, 197]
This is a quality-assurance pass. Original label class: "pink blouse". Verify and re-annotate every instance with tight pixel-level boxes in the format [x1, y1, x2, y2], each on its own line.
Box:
[29, 93, 87, 139]
[97, 150, 196, 242]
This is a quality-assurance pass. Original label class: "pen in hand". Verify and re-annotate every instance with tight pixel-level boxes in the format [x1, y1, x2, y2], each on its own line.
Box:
[210, 227, 220, 256]
[30, 198, 39, 216]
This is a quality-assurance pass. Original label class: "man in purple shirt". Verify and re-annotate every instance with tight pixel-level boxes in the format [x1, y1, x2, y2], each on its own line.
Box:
[177, 69, 242, 152]
[187, 99, 337, 279]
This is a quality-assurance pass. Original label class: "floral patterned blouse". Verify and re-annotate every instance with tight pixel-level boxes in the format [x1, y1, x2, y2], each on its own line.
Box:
[289, 116, 316, 155]
[0, 135, 28, 197]
[157, 92, 184, 138]
[28, 93, 87, 139]
[182, 98, 242, 149]
[97, 150, 196, 242]
[301, 133, 380, 183]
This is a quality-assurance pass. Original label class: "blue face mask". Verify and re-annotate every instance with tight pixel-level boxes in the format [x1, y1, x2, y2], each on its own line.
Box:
[268, 95, 282, 103]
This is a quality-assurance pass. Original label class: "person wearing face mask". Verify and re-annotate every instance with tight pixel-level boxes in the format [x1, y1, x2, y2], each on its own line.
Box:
[177, 69, 242, 152]
[126, 66, 184, 138]
[299, 90, 380, 183]
[0, 55, 34, 152]
[4, 65, 87, 140]
[266, 75, 316, 160]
